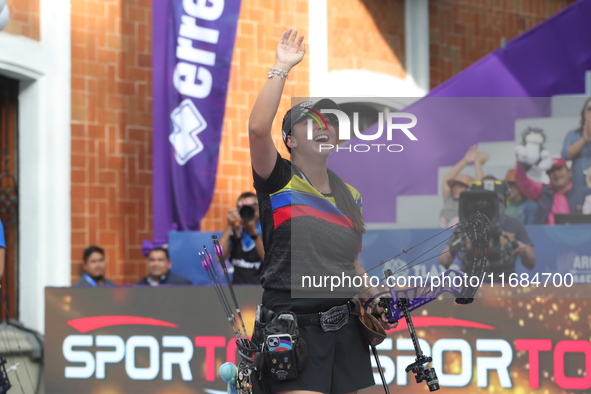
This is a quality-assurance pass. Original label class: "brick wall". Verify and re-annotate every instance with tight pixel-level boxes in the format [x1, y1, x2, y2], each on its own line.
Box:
[71, 0, 153, 284]
[2, 0, 40, 40]
[68, 0, 576, 281]
[200, 0, 310, 231]
[328, 0, 405, 78]
[429, 0, 576, 88]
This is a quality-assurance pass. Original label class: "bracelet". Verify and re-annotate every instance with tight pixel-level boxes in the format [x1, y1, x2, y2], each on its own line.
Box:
[268, 68, 289, 79]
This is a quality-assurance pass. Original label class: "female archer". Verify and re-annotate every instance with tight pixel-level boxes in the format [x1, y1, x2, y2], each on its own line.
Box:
[248, 29, 396, 394]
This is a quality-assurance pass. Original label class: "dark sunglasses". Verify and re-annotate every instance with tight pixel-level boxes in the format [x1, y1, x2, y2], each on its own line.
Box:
[323, 113, 339, 125]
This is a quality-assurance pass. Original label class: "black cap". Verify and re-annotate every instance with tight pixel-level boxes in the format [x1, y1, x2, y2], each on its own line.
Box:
[281, 99, 341, 152]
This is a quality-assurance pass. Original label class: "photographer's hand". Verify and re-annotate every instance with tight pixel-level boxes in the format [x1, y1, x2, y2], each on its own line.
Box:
[219, 208, 242, 260]
[242, 218, 258, 237]
[513, 241, 528, 256]
[243, 216, 265, 260]
[227, 209, 241, 227]
[513, 240, 536, 269]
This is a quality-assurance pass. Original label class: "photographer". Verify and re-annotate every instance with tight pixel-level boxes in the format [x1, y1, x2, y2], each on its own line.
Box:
[439, 178, 536, 281]
[218, 191, 264, 284]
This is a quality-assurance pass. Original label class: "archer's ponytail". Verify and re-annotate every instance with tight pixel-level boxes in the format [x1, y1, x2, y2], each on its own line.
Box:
[328, 169, 366, 234]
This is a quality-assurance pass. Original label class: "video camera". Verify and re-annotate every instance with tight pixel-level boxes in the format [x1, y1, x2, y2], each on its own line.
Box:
[457, 179, 518, 274]
[458, 179, 509, 228]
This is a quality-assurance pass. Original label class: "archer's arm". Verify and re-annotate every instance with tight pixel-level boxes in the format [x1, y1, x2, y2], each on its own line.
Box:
[249, 29, 305, 180]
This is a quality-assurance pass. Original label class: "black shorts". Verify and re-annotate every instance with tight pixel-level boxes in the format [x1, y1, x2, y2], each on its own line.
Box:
[261, 291, 375, 394]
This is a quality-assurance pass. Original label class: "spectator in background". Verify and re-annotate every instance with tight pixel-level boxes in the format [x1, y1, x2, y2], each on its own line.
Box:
[561, 97, 591, 190]
[515, 158, 591, 224]
[218, 191, 264, 285]
[137, 247, 192, 286]
[0, 220, 5, 280]
[504, 169, 537, 224]
[439, 145, 488, 228]
[73, 246, 116, 287]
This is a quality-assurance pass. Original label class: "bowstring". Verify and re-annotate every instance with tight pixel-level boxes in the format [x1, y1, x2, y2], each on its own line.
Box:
[356, 214, 483, 300]
[360, 218, 470, 278]
[356, 236, 474, 300]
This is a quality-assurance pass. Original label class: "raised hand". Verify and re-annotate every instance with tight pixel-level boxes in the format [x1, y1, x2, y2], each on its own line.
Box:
[475, 148, 489, 165]
[275, 29, 306, 71]
[463, 145, 478, 163]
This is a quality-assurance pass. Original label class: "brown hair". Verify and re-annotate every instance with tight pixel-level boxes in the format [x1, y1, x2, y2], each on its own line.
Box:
[328, 169, 366, 234]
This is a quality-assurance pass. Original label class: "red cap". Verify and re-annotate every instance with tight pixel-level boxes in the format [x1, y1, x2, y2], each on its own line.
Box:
[547, 158, 567, 174]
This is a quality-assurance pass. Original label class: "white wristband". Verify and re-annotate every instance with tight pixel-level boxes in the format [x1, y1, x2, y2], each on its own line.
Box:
[268, 68, 289, 79]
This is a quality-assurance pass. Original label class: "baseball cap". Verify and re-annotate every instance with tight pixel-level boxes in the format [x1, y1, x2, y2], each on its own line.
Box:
[281, 99, 341, 152]
[546, 157, 568, 174]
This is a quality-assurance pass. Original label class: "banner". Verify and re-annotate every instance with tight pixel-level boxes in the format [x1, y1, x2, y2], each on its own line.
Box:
[45, 287, 591, 393]
[168, 225, 591, 288]
[152, 0, 242, 242]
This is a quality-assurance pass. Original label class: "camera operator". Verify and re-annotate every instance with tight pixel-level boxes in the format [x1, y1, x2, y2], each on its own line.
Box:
[218, 191, 265, 284]
[438, 178, 536, 281]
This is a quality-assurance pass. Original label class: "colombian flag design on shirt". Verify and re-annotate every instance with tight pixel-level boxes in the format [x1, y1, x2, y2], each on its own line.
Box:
[270, 173, 362, 230]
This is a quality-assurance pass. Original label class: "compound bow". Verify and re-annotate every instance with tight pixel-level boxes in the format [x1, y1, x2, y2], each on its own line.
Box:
[361, 212, 491, 391]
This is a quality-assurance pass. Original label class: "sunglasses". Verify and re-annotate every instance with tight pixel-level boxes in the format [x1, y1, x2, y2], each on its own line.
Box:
[324, 113, 339, 125]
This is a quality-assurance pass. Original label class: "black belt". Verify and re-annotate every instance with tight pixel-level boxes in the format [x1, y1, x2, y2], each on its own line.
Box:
[261, 300, 357, 331]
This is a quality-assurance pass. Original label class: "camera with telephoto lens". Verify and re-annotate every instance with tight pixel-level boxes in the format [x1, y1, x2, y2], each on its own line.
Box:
[239, 205, 255, 222]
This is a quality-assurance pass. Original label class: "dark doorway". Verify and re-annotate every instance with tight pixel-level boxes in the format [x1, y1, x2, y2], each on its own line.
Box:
[0, 75, 19, 320]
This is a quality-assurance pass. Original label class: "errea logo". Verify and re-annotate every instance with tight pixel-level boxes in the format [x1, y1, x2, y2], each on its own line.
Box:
[169, 99, 207, 165]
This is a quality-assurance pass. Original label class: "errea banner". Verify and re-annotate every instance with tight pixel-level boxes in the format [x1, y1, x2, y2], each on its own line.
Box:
[46, 287, 591, 393]
[152, 0, 241, 237]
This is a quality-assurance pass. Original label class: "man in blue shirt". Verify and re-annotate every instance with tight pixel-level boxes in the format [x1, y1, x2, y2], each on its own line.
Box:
[0, 220, 5, 280]
[73, 246, 116, 287]
[219, 191, 264, 284]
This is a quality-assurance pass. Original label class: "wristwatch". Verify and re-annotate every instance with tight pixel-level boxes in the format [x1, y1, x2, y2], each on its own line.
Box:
[250, 233, 259, 240]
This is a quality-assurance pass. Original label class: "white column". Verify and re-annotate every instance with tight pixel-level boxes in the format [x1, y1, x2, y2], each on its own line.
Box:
[405, 0, 430, 93]
[308, 0, 328, 97]
[0, 0, 72, 333]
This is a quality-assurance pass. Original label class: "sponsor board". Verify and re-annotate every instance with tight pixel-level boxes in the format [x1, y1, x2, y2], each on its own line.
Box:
[46, 286, 591, 393]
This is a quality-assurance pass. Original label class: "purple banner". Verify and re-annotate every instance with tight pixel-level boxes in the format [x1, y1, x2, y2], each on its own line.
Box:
[329, 0, 591, 224]
[152, 0, 241, 244]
